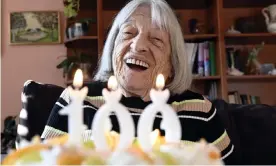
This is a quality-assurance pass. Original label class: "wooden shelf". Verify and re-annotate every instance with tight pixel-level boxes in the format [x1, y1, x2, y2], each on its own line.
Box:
[65, 36, 98, 43]
[65, 36, 98, 48]
[225, 33, 276, 37]
[225, 33, 276, 44]
[79, 0, 96, 10]
[223, 0, 275, 8]
[193, 76, 221, 80]
[227, 75, 276, 81]
[184, 34, 218, 40]
[103, 0, 212, 10]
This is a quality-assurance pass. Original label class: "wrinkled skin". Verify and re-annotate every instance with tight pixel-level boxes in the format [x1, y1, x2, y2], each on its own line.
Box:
[112, 5, 172, 101]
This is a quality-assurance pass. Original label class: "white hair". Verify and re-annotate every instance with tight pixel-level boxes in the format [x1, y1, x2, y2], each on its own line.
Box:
[94, 0, 192, 94]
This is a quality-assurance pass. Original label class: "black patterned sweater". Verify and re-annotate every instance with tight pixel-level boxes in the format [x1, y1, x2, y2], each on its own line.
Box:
[41, 81, 237, 164]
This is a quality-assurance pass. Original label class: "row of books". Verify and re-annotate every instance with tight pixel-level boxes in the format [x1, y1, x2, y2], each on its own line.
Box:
[207, 82, 218, 101]
[185, 41, 216, 76]
[228, 91, 261, 104]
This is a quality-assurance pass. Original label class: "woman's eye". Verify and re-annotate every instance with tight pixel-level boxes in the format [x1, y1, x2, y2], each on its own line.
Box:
[151, 37, 163, 47]
[122, 31, 135, 39]
[153, 37, 162, 41]
[151, 35, 163, 42]
[123, 31, 133, 35]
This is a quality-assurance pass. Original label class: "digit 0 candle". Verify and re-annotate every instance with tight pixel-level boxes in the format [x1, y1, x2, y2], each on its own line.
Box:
[91, 76, 135, 152]
[137, 74, 182, 152]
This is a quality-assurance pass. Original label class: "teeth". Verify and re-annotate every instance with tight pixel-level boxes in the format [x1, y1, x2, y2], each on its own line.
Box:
[125, 58, 149, 68]
[143, 62, 149, 68]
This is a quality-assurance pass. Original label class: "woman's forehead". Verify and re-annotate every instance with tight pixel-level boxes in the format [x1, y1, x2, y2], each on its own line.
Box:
[133, 5, 151, 16]
[121, 8, 166, 31]
[126, 6, 152, 25]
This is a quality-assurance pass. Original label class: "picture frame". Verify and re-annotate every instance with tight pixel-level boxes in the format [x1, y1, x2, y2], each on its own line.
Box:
[9, 11, 61, 45]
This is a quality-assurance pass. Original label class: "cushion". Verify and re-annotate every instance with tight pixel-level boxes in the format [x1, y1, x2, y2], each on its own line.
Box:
[17, 80, 64, 141]
[214, 100, 276, 164]
[230, 104, 276, 165]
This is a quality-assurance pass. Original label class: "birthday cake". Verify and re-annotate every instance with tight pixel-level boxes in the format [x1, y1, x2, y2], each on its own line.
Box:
[2, 130, 223, 165]
[2, 74, 224, 165]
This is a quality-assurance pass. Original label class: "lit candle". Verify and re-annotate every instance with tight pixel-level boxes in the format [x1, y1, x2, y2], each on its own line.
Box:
[92, 76, 135, 151]
[137, 74, 182, 152]
[59, 69, 88, 146]
[73, 69, 83, 89]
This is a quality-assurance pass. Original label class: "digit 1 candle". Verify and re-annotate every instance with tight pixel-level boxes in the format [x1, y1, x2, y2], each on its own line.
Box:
[59, 69, 88, 146]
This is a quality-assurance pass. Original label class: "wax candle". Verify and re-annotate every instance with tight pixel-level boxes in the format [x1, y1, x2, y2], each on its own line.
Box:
[92, 76, 135, 151]
[59, 69, 88, 146]
[137, 74, 182, 152]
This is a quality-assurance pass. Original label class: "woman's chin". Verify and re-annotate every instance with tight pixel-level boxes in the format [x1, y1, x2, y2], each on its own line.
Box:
[119, 81, 151, 98]
[124, 83, 148, 92]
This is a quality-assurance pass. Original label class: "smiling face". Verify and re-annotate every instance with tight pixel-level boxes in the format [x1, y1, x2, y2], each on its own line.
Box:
[112, 5, 172, 100]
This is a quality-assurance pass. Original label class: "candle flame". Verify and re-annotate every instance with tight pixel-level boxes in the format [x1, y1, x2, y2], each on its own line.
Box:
[73, 69, 83, 89]
[156, 74, 165, 90]
[108, 76, 118, 91]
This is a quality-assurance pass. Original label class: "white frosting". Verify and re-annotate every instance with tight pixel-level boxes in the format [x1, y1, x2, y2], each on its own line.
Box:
[15, 146, 62, 166]
[16, 139, 31, 150]
[107, 151, 150, 165]
[40, 146, 62, 165]
[12, 139, 224, 165]
[159, 142, 224, 165]
[160, 144, 197, 164]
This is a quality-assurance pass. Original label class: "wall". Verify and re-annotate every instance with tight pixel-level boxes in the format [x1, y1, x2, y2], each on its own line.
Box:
[1, 0, 66, 126]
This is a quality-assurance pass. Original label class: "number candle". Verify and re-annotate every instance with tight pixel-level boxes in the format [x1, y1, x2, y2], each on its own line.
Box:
[59, 69, 88, 146]
[137, 74, 182, 152]
[92, 76, 135, 151]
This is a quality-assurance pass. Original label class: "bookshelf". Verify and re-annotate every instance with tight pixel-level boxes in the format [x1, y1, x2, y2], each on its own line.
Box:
[193, 76, 221, 80]
[227, 75, 276, 80]
[63, 0, 276, 105]
[184, 34, 218, 40]
[225, 33, 276, 37]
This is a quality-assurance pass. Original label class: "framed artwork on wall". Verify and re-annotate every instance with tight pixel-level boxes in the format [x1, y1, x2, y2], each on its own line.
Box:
[9, 11, 61, 45]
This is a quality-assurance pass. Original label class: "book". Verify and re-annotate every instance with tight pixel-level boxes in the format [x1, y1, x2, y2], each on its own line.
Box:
[192, 43, 199, 70]
[228, 91, 241, 104]
[228, 93, 236, 104]
[234, 91, 242, 104]
[209, 42, 216, 76]
[247, 95, 251, 104]
[197, 42, 204, 76]
[192, 43, 199, 74]
[203, 42, 210, 76]
[251, 95, 257, 104]
[185, 43, 196, 69]
[255, 96, 261, 104]
[240, 94, 248, 104]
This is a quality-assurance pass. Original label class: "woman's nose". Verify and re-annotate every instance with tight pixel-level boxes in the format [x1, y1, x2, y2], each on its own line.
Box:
[130, 34, 149, 53]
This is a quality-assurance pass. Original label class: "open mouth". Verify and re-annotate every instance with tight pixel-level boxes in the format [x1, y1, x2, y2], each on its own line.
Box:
[125, 58, 149, 71]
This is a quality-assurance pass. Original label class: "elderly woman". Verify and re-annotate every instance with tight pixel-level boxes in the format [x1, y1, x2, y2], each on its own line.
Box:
[42, 0, 237, 164]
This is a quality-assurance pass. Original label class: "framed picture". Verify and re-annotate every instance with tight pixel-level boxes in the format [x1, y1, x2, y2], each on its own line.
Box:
[9, 11, 61, 45]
